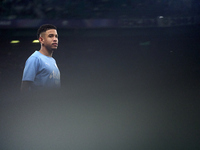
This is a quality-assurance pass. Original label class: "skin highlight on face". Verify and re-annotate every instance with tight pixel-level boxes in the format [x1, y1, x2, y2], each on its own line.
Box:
[38, 29, 58, 57]
[40, 29, 58, 51]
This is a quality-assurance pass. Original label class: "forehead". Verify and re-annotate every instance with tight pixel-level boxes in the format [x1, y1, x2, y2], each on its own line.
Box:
[45, 29, 58, 35]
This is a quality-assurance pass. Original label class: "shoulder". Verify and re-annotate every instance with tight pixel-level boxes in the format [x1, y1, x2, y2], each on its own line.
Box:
[27, 55, 39, 63]
[27, 51, 43, 61]
[26, 52, 42, 65]
[30, 51, 42, 58]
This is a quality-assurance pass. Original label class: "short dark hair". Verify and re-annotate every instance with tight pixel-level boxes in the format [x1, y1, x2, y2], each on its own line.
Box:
[37, 24, 57, 39]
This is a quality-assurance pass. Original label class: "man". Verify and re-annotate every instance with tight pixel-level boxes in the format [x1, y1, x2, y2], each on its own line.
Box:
[21, 24, 60, 91]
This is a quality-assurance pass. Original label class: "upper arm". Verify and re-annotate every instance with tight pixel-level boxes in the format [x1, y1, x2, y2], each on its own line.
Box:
[21, 56, 39, 92]
[20, 81, 33, 92]
[22, 56, 39, 82]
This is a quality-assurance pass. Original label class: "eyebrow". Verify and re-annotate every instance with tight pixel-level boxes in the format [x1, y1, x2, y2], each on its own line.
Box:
[48, 34, 58, 37]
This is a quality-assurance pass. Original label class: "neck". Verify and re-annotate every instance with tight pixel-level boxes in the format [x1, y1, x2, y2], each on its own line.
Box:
[39, 47, 53, 57]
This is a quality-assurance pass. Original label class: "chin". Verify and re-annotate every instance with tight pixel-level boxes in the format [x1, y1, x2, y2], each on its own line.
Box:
[52, 48, 58, 51]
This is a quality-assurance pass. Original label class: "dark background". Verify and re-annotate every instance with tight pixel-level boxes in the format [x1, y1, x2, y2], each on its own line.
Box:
[0, 26, 200, 150]
[0, 0, 200, 150]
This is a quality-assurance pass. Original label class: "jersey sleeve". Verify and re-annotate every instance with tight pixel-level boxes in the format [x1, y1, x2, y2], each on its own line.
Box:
[22, 56, 39, 82]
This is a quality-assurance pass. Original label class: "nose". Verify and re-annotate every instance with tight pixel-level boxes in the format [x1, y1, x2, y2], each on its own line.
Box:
[53, 36, 58, 41]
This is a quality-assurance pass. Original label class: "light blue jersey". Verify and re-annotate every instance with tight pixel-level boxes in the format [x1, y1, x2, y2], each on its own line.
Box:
[22, 51, 60, 90]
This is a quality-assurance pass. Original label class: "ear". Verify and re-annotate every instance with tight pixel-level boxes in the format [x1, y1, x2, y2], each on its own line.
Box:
[39, 37, 44, 44]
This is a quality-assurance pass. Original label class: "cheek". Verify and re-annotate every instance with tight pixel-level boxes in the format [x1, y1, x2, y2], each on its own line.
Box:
[46, 39, 52, 44]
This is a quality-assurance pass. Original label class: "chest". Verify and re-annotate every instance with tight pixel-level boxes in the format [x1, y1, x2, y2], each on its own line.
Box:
[38, 58, 60, 75]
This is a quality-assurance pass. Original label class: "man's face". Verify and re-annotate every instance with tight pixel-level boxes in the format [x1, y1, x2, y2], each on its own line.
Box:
[40, 29, 58, 51]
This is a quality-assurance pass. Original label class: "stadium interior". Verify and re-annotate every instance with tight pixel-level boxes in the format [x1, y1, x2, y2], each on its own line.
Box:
[0, 0, 200, 150]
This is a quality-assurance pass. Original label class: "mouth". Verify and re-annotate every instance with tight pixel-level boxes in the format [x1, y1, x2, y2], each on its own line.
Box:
[52, 43, 58, 46]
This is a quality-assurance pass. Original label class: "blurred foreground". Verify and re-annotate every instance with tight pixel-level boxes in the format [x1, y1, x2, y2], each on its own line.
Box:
[0, 26, 200, 150]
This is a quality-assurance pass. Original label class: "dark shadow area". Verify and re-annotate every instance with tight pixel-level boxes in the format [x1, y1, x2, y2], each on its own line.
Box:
[0, 26, 200, 149]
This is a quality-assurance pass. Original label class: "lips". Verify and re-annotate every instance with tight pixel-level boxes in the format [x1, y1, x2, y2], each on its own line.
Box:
[52, 43, 58, 46]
